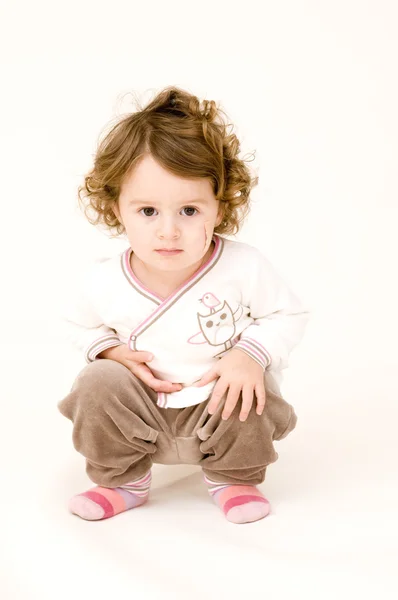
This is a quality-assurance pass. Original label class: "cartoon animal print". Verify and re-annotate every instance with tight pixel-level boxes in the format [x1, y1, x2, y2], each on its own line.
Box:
[187, 293, 243, 355]
[200, 292, 221, 313]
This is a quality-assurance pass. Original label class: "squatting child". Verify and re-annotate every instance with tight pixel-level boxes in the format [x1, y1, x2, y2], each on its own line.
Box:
[58, 86, 310, 524]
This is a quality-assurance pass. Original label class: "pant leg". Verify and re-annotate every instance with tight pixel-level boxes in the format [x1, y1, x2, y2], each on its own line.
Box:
[57, 359, 185, 487]
[172, 370, 298, 486]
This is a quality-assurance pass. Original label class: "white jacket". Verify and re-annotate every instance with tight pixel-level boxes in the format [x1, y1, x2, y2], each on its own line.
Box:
[62, 234, 310, 408]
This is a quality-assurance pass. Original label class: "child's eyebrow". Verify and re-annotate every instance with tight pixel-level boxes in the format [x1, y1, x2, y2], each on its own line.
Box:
[128, 198, 209, 206]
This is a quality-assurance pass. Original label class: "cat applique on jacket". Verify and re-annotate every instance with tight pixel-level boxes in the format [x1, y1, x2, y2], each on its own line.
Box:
[187, 292, 243, 357]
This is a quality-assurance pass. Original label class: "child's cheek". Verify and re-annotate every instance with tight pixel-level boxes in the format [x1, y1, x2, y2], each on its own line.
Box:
[184, 217, 214, 252]
[202, 220, 214, 251]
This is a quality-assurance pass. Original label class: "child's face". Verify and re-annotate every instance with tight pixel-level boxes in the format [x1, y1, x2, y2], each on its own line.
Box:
[114, 154, 223, 274]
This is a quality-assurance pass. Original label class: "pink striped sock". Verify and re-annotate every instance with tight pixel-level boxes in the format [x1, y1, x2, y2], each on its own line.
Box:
[68, 471, 152, 521]
[204, 474, 270, 524]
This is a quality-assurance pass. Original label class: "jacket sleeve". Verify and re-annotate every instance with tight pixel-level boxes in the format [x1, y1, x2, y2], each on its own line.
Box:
[60, 262, 124, 363]
[233, 248, 311, 371]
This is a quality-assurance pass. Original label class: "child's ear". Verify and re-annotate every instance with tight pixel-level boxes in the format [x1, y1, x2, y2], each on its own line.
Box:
[112, 202, 121, 222]
[215, 209, 224, 227]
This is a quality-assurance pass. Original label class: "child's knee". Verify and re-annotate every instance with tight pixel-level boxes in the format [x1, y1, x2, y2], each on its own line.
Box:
[272, 403, 298, 441]
[58, 359, 133, 416]
[74, 358, 131, 386]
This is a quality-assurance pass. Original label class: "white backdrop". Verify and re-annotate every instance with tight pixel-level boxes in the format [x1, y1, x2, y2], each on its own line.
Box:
[1, 1, 397, 599]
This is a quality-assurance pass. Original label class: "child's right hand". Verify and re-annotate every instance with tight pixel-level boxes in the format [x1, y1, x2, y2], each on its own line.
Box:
[97, 345, 182, 394]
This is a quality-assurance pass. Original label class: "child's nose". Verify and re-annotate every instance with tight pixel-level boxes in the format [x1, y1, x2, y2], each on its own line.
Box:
[157, 217, 179, 239]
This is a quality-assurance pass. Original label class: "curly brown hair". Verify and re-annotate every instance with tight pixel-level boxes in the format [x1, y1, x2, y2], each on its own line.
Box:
[78, 86, 259, 237]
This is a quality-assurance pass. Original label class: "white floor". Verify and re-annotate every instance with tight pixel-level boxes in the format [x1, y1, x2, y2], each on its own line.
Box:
[2, 345, 397, 600]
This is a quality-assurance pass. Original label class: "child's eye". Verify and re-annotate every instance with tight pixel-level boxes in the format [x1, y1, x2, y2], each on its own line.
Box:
[138, 206, 198, 217]
[181, 206, 198, 217]
[140, 207, 158, 217]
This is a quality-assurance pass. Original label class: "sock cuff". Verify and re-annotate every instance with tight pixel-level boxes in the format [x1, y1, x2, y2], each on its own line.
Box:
[203, 474, 231, 495]
[119, 470, 152, 495]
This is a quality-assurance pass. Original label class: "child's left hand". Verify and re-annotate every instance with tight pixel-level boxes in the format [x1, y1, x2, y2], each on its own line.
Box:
[194, 348, 266, 421]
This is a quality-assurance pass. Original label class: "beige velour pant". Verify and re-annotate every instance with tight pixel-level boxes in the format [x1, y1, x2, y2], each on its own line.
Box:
[58, 359, 297, 487]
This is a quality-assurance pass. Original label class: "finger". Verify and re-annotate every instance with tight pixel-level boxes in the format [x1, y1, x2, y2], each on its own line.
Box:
[158, 381, 183, 392]
[130, 351, 154, 363]
[194, 369, 218, 387]
[207, 378, 228, 415]
[221, 384, 242, 420]
[239, 385, 254, 422]
[255, 383, 267, 415]
[133, 364, 182, 393]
